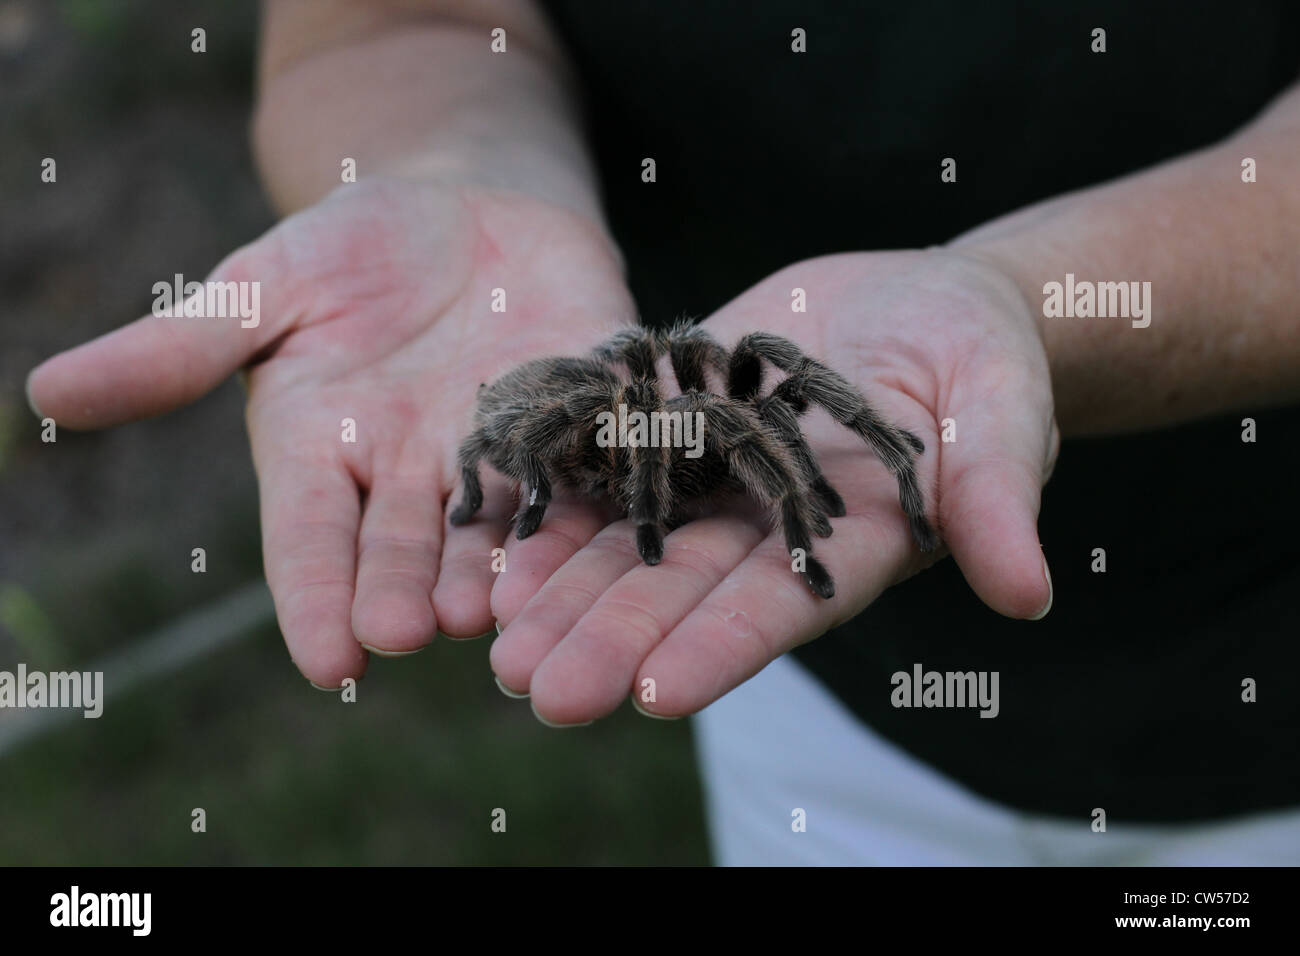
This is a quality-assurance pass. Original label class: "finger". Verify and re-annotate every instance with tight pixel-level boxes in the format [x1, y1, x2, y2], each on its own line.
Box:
[432, 471, 514, 638]
[488, 521, 642, 696]
[487, 492, 615, 626]
[634, 509, 910, 717]
[26, 240, 292, 429]
[527, 515, 766, 726]
[253, 438, 367, 688]
[352, 474, 441, 654]
[939, 402, 1054, 620]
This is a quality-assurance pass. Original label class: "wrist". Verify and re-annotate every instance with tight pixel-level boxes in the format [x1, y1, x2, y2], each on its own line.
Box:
[253, 21, 604, 224]
[937, 241, 1049, 346]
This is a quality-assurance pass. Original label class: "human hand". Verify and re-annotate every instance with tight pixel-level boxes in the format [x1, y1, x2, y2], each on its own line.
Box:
[487, 249, 1058, 724]
[27, 178, 633, 687]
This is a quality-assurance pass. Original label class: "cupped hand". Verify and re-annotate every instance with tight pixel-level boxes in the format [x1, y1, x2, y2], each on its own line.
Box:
[27, 178, 634, 687]
[487, 250, 1059, 724]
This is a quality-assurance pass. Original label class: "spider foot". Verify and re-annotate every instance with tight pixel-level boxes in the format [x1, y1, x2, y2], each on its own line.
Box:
[811, 476, 846, 518]
[803, 557, 835, 599]
[637, 524, 664, 565]
[448, 501, 478, 527]
[900, 428, 925, 455]
[515, 504, 546, 539]
[910, 515, 940, 553]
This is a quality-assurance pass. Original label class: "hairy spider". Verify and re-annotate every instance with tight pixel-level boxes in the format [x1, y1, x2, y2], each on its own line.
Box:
[449, 322, 938, 598]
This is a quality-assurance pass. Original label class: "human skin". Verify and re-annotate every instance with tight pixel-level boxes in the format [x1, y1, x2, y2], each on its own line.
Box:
[25, 2, 1300, 719]
[27, 0, 633, 688]
[498, 77, 1300, 724]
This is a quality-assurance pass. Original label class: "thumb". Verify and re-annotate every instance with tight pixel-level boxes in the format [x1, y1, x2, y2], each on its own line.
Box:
[26, 237, 292, 429]
[938, 397, 1057, 620]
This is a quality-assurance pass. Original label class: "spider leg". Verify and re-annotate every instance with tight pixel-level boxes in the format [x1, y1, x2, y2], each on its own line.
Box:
[627, 443, 669, 564]
[448, 427, 490, 526]
[726, 335, 765, 401]
[507, 409, 579, 539]
[662, 319, 729, 393]
[808, 475, 846, 520]
[753, 392, 844, 526]
[700, 397, 836, 598]
[661, 323, 836, 533]
[733, 333, 938, 552]
[620, 380, 673, 564]
[450, 428, 555, 539]
[730, 340, 844, 524]
[595, 320, 732, 395]
[512, 454, 553, 539]
[592, 326, 661, 381]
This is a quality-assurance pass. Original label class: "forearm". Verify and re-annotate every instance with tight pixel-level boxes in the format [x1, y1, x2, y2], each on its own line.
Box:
[253, 0, 603, 222]
[952, 81, 1300, 436]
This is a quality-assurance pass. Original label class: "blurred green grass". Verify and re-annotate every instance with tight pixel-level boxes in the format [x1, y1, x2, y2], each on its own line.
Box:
[0, 624, 709, 866]
[0, 0, 711, 865]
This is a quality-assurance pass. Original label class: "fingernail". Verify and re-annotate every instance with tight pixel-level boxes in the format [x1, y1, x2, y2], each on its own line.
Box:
[24, 371, 43, 419]
[360, 643, 424, 658]
[530, 701, 591, 729]
[1030, 558, 1053, 621]
[631, 696, 681, 721]
[434, 629, 492, 642]
[495, 676, 529, 699]
[309, 672, 363, 690]
[494, 620, 502, 635]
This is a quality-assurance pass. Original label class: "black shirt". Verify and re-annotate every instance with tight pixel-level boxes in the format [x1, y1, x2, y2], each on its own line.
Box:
[541, 0, 1300, 822]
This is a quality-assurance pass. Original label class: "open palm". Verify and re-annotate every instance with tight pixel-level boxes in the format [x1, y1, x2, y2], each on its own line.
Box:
[487, 250, 1059, 724]
[27, 179, 633, 686]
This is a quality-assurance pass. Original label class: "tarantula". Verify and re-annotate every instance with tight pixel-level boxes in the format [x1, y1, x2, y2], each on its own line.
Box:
[448, 322, 938, 598]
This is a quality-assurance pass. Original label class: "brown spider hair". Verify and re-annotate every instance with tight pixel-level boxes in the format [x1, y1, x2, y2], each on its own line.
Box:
[449, 321, 937, 598]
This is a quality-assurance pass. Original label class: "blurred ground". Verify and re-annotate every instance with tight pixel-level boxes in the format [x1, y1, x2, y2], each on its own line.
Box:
[0, 0, 708, 865]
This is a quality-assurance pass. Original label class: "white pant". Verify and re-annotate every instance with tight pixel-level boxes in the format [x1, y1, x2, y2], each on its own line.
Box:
[693, 654, 1300, 866]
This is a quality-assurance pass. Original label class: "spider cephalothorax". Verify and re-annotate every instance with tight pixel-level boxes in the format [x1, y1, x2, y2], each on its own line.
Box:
[449, 322, 938, 598]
